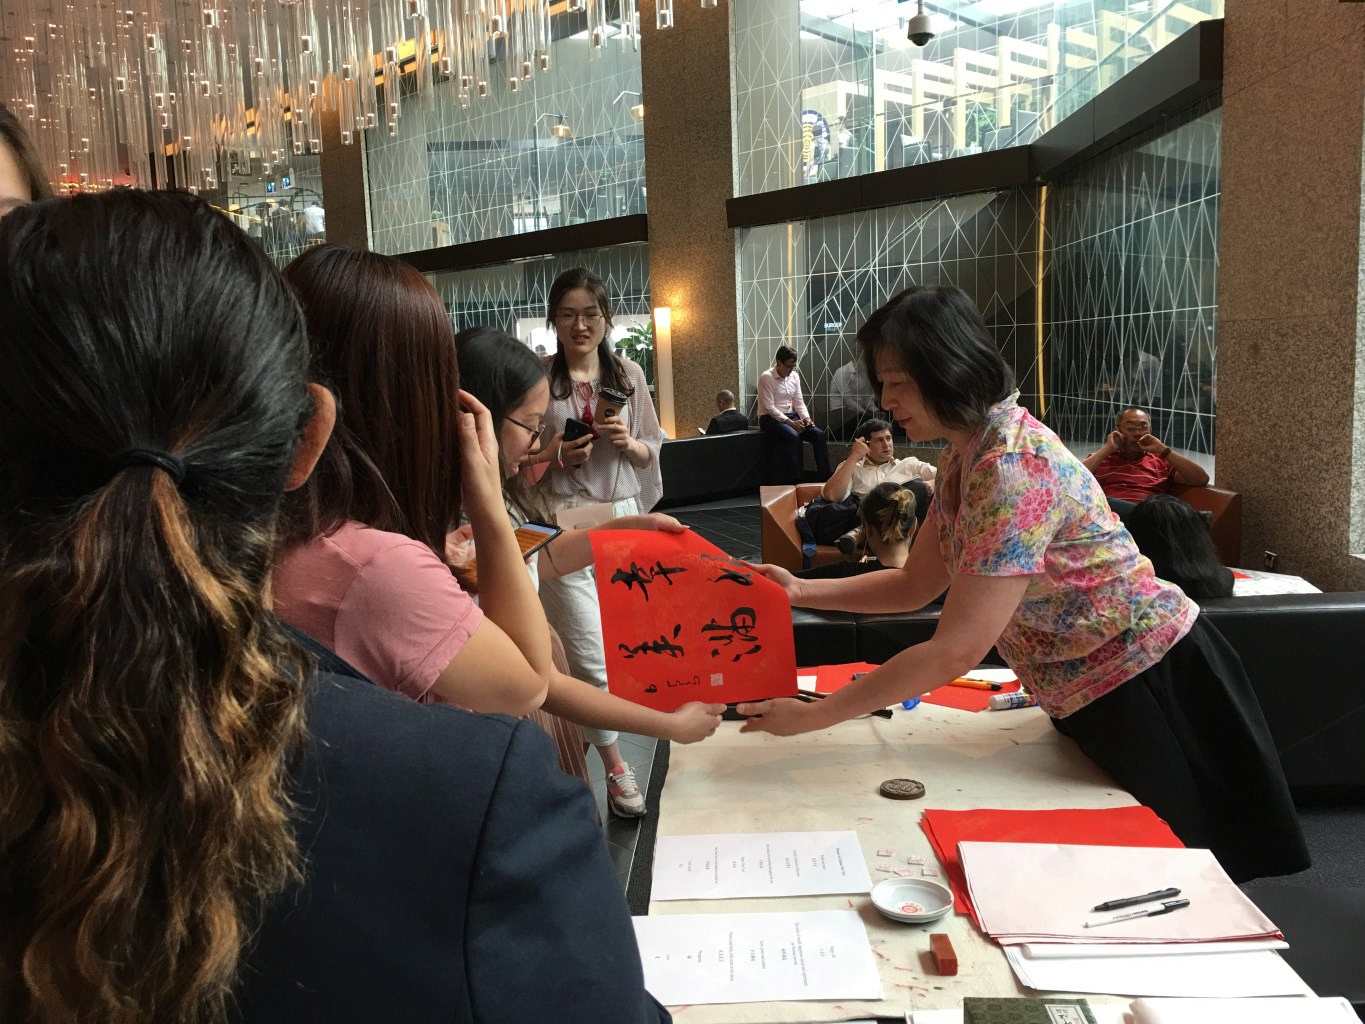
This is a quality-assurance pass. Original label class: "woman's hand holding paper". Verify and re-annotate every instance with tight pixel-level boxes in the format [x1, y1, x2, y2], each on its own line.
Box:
[665, 702, 727, 743]
[737, 697, 825, 736]
[749, 563, 805, 606]
[601, 512, 686, 534]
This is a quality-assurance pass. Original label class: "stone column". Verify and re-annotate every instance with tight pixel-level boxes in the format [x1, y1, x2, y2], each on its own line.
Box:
[1215, 1, 1365, 589]
[318, 107, 371, 251]
[640, 0, 739, 436]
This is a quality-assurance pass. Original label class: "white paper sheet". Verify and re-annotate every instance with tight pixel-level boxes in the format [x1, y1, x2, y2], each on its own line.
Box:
[1231, 569, 1321, 597]
[963, 668, 1018, 684]
[1019, 939, 1286, 959]
[959, 842, 1281, 944]
[1004, 945, 1313, 998]
[633, 910, 884, 1006]
[1131, 996, 1357, 1024]
[911, 1008, 1130, 1024]
[650, 830, 873, 901]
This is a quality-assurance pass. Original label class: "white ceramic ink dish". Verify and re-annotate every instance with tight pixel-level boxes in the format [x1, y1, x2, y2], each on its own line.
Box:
[870, 877, 953, 924]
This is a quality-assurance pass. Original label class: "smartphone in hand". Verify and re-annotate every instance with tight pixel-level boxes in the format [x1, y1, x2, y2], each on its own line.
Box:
[514, 521, 562, 560]
[561, 417, 593, 442]
[453, 522, 563, 593]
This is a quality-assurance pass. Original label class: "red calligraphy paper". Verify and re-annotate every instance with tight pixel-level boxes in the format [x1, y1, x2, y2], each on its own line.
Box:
[920, 680, 1021, 713]
[591, 529, 797, 712]
[920, 806, 1184, 923]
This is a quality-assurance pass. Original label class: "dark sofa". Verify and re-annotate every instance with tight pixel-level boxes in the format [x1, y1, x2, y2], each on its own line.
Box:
[793, 592, 1365, 800]
[657, 430, 763, 509]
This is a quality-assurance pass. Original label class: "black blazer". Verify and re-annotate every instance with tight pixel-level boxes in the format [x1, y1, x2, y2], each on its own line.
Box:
[705, 409, 750, 435]
[233, 660, 669, 1023]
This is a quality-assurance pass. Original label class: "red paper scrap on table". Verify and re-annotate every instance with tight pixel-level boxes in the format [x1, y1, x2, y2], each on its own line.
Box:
[803, 662, 880, 694]
[920, 806, 1184, 924]
[1232, 570, 1251, 580]
[591, 529, 796, 712]
[920, 679, 1022, 713]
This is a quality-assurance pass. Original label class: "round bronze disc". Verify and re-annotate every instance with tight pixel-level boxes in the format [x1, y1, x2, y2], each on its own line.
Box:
[878, 777, 926, 800]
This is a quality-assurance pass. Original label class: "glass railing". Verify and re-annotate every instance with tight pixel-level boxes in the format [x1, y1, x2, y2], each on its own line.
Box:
[733, 0, 1223, 194]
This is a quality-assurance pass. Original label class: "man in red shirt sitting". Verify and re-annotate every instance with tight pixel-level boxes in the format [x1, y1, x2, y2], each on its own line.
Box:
[1082, 407, 1210, 502]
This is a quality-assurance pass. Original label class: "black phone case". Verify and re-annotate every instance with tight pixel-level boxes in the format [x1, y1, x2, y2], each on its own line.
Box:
[562, 417, 592, 442]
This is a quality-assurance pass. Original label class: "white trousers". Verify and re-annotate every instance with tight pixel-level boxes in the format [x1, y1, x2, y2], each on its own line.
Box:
[538, 496, 639, 748]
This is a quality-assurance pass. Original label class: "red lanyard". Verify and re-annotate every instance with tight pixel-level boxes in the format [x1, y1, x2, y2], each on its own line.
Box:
[574, 381, 595, 424]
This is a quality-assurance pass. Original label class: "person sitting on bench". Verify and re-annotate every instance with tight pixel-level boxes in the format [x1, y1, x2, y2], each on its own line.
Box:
[820, 418, 935, 557]
[705, 389, 749, 435]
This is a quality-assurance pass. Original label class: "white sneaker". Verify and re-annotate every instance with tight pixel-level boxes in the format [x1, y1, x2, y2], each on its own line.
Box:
[605, 764, 647, 818]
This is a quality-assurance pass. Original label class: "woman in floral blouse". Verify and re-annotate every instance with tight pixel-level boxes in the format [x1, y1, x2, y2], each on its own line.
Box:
[742, 286, 1307, 882]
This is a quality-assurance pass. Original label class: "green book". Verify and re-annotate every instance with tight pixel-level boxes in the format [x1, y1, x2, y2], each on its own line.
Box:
[963, 996, 1099, 1024]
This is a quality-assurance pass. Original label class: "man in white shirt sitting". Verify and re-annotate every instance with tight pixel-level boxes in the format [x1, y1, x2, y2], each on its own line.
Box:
[820, 419, 936, 557]
[758, 345, 832, 483]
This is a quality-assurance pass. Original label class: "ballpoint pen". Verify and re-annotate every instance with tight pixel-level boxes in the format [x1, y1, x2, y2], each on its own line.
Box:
[1084, 898, 1190, 928]
[1092, 886, 1181, 912]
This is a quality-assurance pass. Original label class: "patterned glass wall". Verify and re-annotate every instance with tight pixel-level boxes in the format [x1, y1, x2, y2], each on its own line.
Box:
[215, 155, 325, 267]
[367, 34, 644, 256]
[735, 189, 1040, 440]
[1044, 96, 1221, 454]
[427, 242, 652, 366]
[732, 0, 1222, 198]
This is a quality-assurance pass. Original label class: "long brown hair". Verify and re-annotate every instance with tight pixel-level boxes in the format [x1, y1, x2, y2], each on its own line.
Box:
[545, 266, 635, 400]
[281, 245, 462, 561]
[0, 104, 55, 202]
[0, 190, 312, 1023]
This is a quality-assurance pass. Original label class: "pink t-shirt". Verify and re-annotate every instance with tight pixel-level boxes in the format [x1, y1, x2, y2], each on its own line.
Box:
[273, 521, 484, 702]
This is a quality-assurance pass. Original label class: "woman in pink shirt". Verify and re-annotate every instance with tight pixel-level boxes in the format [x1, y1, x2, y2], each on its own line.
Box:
[274, 246, 554, 715]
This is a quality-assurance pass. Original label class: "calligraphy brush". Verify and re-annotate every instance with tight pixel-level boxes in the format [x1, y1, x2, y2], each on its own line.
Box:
[796, 689, 894, 720]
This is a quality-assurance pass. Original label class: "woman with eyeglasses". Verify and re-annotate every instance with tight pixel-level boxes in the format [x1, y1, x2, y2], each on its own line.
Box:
[273, 245, 554, 718]
[0, 190, 669, 1023]
[453, 326, 723, 752]
[523, 268, 665, 816]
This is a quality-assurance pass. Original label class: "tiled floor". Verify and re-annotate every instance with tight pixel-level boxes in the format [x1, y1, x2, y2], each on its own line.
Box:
[588, 495, 762, 892]
[667, 495, 762, 563]
[586, 731, 661, 889]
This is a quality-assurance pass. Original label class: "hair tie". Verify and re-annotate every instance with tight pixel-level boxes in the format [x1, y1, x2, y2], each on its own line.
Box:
[112, 447, 187, 485]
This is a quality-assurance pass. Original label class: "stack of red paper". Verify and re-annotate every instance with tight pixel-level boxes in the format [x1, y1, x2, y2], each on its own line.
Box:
[920, 806, 1184, 925]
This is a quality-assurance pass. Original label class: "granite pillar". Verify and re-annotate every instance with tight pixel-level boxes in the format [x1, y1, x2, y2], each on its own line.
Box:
[640, 0, 738, 436]
[1215, 0, 1365, 589]
[318, 107, 371, 251]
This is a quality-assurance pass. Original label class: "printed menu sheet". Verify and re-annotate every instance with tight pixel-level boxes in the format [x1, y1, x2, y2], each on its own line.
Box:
[633, 910, 883, 1006]
[650, 830, 873, 901]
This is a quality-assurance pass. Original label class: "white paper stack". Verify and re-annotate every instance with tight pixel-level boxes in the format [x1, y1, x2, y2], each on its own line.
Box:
[1131, 997, 1358, 1023]
[957, 842, 1312, 999]
[1003, 943, 1312, 998]
[632, 910, 883, 1006]
[959, 842, 1282, 945]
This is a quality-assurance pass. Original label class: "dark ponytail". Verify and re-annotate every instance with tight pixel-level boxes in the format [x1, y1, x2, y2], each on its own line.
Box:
[0, 190, 312, 1024]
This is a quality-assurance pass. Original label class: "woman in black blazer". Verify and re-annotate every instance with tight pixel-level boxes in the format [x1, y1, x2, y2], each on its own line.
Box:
[0, 189, 667, 1024]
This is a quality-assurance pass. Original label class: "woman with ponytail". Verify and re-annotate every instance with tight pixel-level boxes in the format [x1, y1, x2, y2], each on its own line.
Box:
[0, 190, 668, 1024]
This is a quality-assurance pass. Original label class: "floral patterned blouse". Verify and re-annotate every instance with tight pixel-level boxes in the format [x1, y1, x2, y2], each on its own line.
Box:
[931, 394, 1196, 717]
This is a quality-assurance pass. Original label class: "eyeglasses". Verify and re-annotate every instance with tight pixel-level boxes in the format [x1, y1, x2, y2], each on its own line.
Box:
[554, 310, 604, 327]
[506, 415, 548, 452]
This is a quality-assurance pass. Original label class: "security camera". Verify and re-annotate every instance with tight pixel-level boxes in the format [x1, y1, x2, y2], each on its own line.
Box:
[907, 1, 935, 46]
